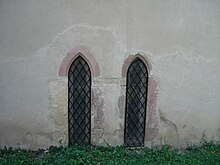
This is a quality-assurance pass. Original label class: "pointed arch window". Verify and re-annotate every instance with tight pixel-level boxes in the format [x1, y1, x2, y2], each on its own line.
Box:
[124, 58, 148, 147]
[68, 56, 91, 146]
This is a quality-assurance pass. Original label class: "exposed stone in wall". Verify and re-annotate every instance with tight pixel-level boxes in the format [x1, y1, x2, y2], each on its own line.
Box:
[48, 78, 68, 146]
[48, 78, 108, 146]
[113, 86, 126, 145]
[91, 87, 105, 144]
[45, 71, 160, 147]
[101, 79, 124, 146]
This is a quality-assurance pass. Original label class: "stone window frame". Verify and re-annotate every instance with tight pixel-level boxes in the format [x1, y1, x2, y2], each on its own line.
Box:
[58, 46, 101, 145]
[121, 53, 151, 78]
[122, 53, 159, 145]
[59, 46, 100, 78]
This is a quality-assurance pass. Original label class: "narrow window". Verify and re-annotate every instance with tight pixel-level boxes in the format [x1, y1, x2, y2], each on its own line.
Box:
[68, 56, 91, 146]
[124, 58, 148, 147]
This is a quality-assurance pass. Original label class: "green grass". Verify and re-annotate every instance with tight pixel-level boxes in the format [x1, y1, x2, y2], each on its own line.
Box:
[0, 141, 219, 165]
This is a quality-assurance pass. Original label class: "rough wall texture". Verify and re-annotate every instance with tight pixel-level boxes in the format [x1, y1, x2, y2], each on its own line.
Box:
[0, 0, 219, 149]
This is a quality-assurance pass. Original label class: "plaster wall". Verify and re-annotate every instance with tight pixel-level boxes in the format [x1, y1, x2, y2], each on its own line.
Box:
[0, 0, 219, 149]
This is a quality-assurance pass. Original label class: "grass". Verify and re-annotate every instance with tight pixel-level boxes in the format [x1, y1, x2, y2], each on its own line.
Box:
[0, 141, 219, 165]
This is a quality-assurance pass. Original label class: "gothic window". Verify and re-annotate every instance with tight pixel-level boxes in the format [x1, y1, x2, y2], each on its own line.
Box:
[124, 58, 148, 147]
[68, 56, 91, 146]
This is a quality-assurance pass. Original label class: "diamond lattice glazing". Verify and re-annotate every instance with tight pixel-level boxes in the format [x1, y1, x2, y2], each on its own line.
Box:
[124, 58, 148, 147]
[68, 56, 91, 146]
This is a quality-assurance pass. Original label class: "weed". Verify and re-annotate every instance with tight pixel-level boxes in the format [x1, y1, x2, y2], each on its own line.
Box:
[0, 141, 219, 165]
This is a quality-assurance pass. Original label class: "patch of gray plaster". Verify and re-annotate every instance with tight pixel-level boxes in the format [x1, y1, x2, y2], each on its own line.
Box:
[118, 95, 125, 119]
[22, 133, 52, 149]
[157, 110, 179, 146]
[217, 128, 220, 138]
[91, 87, 105, 144]
[145, 127, 159, 142]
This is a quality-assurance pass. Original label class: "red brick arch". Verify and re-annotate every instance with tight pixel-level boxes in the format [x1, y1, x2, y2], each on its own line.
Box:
[59, 46, 100, 77]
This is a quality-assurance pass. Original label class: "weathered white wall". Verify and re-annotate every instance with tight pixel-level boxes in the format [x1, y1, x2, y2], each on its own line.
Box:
[0, 0, 219, 149]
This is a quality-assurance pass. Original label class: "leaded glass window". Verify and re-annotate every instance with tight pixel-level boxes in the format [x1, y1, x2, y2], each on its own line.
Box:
[124, 58, 148, 147]
[68, 56, 91, 146]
